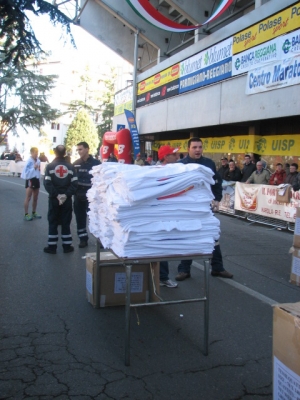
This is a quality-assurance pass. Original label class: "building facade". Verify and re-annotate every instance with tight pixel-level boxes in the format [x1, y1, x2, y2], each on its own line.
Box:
[111, 0, 300, 170]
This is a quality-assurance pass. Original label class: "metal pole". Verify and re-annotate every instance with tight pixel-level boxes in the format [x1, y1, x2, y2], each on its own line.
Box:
[95, 240, 100, 308]
[132, 30, 139, 118]
[125, 264, 132, 366]
[203, 259, 210, 356]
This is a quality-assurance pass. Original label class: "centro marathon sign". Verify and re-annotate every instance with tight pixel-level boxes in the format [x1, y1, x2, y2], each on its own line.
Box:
[246, 54, 300, 94]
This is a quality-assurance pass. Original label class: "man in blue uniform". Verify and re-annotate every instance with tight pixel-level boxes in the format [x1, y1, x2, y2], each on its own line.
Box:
[73, 142, 100, 248]
[176, 137, 233, 280]
[44, 145, 78, 254]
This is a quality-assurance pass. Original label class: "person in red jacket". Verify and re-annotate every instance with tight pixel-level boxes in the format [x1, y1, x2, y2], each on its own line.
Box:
[269, 163, 286, 185]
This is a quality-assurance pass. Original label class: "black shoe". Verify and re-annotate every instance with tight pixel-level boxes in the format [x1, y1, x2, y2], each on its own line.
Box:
[211, 270, 233, 279]
[63, 246, 74, 253]
[44, 246, 56, 254]
[78, 241, 88, 248]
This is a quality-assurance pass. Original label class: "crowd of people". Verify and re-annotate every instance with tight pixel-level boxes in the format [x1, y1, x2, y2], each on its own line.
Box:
[20, 143, 100, 254]
[1, 151, 23, 161]
[17, 143, 299, 277]
[217, 156, 300, 191]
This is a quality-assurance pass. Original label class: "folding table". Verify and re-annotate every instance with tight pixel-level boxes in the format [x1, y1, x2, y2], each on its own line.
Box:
[95, 240, 212, 366]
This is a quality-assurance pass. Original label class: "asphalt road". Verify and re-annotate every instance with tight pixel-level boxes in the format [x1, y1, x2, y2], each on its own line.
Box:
[0, 176, 299, 400]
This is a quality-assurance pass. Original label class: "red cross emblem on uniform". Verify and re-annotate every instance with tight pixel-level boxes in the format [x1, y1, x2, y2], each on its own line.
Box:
[55, 165, 68, 179]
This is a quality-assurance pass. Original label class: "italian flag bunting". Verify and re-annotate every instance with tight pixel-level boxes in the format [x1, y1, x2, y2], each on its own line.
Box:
[126, 0, 233, 32]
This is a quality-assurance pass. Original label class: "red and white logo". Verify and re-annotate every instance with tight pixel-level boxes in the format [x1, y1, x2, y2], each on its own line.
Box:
[55, 165, 68, 179]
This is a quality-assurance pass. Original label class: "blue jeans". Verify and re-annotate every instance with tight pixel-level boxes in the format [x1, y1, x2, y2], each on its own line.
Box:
[160, 261, 169, 281]
[178, 244, 224, 273]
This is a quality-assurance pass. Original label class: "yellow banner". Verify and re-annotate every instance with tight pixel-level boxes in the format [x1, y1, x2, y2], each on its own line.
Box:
[153, 135, 300, 156]
[114, 100, 132, 117]
[152, 136, 256, 153]
[233, 2, 300, 54]
[152, 139, 188, 152]
[137, 64, 180, 95]
[253, 135, 300, 155]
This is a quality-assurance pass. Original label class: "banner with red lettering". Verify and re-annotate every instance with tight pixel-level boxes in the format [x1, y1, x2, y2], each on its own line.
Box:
[234, 182, 300, 222]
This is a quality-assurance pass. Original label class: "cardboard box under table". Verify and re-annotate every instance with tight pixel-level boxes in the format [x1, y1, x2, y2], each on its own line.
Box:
[293, 207, 300, 248]
[86, 252, 160, 307]
[290, 247, 300, 287]
[273, 302, 300, 400]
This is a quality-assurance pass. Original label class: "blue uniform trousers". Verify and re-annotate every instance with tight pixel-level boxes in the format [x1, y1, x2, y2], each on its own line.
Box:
[47, 197, 73, 249]
[74, 195, 89, 242]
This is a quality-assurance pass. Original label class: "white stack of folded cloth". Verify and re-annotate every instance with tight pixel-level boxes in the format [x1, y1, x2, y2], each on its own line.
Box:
[87, 163, 220, 258]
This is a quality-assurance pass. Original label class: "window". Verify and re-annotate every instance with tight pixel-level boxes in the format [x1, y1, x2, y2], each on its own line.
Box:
[51, 123, 60, 130]
[53, 137, 56, 143]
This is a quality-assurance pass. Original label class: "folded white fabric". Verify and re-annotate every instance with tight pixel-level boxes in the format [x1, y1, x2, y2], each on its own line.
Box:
[88, 163, 220, 258]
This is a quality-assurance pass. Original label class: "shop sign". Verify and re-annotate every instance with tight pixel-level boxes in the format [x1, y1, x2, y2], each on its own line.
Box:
[137, 64, 180, 95]
[114, 86, 133, 116]
[245, 54, 300, 94]
[233, 2, 300, 55]
[136, 79, 179, 108]
[180, 37, 232, 78]
[233, 28, 300, 76]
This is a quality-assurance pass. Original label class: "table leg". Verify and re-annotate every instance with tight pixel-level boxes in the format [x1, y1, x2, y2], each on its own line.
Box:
[203, 259, 210, 356]
[95, 241, 100, 309]
[125, 264, 132, 366]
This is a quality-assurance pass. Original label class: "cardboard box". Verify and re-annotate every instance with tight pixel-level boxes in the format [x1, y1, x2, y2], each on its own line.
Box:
[273, 303, 300, 400]
[86, 252, 160, 307]
[293, 207, 300, 248]
[290, 247, 300, 287]
[276, 184, 291, 204]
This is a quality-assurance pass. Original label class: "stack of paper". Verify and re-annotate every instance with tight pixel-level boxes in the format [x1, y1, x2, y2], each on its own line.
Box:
[87, 163, 220, 258]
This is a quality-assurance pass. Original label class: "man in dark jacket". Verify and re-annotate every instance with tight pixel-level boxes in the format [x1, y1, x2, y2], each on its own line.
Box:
[285, 163, 300, 191]
[73, 142, 100, 248]
[224, 160, 242, 182]
[44, 145, 78, 254]
[217, 157, 229, 180]
[241, 154, 256, 182]
[176, 137, 233, 280]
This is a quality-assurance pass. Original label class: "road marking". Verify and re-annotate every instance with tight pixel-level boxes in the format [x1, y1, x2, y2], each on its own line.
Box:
[0, 178, 48, 195]
[193, 261, 278, 306]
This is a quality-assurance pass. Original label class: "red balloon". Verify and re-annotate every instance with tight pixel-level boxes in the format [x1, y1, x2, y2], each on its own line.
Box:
[101, 129, 132, 164]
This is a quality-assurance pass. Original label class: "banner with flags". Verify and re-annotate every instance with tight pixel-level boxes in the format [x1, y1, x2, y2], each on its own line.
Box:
[126, 0, 233, 32]
[124, 109, 141, 159]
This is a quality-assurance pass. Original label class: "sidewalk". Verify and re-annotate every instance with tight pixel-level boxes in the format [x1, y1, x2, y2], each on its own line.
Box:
[0, 176, 299, 399]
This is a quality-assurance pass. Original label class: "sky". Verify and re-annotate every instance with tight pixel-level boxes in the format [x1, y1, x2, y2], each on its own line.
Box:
[3, 11, 132, 156]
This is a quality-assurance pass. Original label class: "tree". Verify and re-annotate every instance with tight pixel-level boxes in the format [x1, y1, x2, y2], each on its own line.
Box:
[97, 74, 116, 149]
[0, 0, 74, 66]
[68, 66, 102, 122]
[0, 62, 60, 145]
[64, 109, 99, 155]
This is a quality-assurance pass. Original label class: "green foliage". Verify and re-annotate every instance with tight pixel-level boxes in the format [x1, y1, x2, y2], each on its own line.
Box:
[97, 75, 115, 149]
[67, 67, 102, 118]
[64, 109, 99, 155]
[0, 62, 61, 144]
[0, 0, 75, 66]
